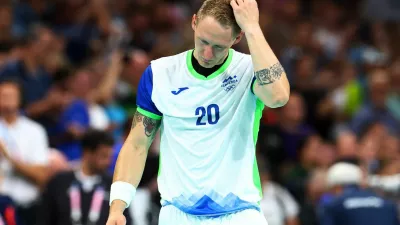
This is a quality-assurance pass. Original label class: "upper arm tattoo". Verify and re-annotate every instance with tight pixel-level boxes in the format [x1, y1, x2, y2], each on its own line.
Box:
[255, 62, 284, 86]
[131, 111, 161, 138]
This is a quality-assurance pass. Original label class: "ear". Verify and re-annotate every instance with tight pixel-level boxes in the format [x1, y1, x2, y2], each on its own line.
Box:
[232, 31, 244, 45]
[192, 14, 197, 31]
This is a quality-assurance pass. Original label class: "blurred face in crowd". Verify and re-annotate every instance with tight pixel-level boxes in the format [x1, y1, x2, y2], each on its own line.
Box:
[295, 54, 316, 79]
[336, 132, 358, 158]
[192, 15, 242, 68]
[299, 135, 321, 166]
[85, 144, 113, 174]
[67, 70, 92, 98]
[32, 28, 54, 59]
[280, 0, 299, 21]
[381, 136, 400, 162]
[0, 82, 20, 117]
[358, 137, 379, 163]
[368, 69, 390, 108]
[293, 21, 313, 47]
[322, 1, 342, 28]
[281, 92, 305, 125]
[315, 143, 336, 169]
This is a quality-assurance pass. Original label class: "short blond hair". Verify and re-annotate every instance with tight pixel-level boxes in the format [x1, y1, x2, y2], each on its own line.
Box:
[196, 0, 241, 36]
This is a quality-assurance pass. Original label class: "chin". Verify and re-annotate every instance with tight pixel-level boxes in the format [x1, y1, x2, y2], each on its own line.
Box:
[200, 62, 214, 68]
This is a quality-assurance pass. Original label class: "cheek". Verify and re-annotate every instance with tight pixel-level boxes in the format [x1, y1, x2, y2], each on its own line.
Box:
[194, 40, 203, 49]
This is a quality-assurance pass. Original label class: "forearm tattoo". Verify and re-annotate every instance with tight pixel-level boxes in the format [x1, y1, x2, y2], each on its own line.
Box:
[255, 63, 284, 85]
[131, 111, 160, 138]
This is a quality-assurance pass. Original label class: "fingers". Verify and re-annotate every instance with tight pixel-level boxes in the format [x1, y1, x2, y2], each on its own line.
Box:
[235, 0, 244, 5]
[230, 0, 238, 9]
[231, 0, 255, 8]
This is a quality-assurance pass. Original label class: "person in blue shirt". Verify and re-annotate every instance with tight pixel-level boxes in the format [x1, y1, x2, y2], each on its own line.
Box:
[320, 162, 399, 225]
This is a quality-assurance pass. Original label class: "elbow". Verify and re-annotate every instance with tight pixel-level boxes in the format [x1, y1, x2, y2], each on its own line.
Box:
[267, 91, 290, 108]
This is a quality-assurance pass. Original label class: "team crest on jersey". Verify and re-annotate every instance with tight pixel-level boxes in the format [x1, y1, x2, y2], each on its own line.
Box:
[221, 75, 238, 92]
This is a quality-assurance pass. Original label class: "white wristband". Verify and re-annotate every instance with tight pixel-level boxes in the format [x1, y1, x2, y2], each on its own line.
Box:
[110, 181, 137, 208]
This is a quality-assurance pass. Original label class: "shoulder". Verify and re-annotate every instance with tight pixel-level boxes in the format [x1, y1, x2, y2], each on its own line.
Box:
[150, 50, 188, 70]
[231, 49, 252, 64]
[0, 60, 23, 78]
[64, 99, 89, 113]
[0, 60, 22, 71]
[46, 171, 75, 188]
[324, 193, 347, 209]
[19, 116, 47, 135]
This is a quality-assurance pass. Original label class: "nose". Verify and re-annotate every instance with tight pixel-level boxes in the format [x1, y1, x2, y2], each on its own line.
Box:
[203, 46, 214, 61]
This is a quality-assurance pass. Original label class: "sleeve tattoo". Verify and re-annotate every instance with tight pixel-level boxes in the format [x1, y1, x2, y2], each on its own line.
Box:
[131, 111, 160, 138]
[255, 63, 284, 85]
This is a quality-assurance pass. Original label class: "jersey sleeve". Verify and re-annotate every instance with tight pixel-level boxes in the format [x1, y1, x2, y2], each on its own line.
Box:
[136, 65, 163, 120]
[250, 76, 257, 95]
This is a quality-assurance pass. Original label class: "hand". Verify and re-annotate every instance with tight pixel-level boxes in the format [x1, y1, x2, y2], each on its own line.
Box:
[106, 212, 126, 225]
[230, 0, 260, 33]
[0, 140, 11, 160]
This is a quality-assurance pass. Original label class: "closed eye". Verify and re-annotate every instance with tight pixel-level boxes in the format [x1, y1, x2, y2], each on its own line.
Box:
[199, 39, 226, 49]
[201, 39, 209, 45]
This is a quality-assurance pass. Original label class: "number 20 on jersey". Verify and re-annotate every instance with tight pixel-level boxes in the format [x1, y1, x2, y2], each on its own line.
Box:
[195, 104, 220, 125]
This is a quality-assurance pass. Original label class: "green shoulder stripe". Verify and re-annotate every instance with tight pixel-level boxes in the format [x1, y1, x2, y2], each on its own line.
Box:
[136, 107, 162, 120]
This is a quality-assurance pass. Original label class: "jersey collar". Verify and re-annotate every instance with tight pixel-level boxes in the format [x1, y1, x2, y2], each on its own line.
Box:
[186, 49, 233, 80]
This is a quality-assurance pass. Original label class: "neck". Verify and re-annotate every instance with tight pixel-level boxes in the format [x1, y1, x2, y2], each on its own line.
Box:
[193, 49, 228, 68]
[23, 54, 38, 73]
[81, 160, 95, 176]
[1, 113, 18, 125]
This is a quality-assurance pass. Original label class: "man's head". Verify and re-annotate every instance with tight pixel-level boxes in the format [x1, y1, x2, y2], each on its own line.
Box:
[0, 79, 22, 117]
[14, 27, 54, 60]
[368, 68, 390, 108]
[81, 130, 115, 174]
[326, 162, 363, 195]
[66, 69, 92, 98]
[192, 0, 243, 68]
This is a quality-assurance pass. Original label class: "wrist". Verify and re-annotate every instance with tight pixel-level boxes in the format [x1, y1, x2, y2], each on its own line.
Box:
[110, 200, 127, 214]
[243, 24, 262, 37]
[109, 181, 137, 208]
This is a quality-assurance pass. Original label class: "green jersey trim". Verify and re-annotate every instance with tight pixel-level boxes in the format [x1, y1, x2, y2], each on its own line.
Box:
[186, 49, 233, 80]
[252, 99, 265, 199]
[136, 107, 162, 120]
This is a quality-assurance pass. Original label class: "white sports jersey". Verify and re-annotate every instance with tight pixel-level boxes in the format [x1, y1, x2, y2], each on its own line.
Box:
[136, 49, 265, 216]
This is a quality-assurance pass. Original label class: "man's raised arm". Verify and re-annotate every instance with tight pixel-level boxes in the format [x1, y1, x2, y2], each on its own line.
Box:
[231, 0, 290, 108]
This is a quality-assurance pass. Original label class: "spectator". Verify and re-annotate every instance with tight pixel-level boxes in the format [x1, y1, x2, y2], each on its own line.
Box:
[258, 91, 315, 181]
[320, 162, 400, 225]
[49, 51, 123, 163]
[349, 68, 400, 136]
[39, 129, 132, 225]
[283, 135, 322, 205]
[259, 160, 300, 225]
[0, 78, 50, 225]
[0, 27, 53, 110]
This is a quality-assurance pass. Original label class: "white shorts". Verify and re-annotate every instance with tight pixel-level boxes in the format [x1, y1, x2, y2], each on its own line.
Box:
[159, 205, 269, 225]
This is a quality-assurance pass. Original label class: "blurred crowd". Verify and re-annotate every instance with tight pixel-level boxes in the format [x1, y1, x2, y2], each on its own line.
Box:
[0, 0, 399, 225]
